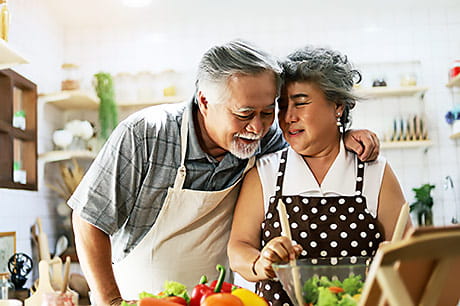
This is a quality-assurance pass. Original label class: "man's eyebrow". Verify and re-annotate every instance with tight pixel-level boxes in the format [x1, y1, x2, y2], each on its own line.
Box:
[234, 103, 276, 112]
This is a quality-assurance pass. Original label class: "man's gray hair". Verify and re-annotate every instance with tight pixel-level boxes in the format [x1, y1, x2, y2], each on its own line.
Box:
[196, 39, 283, 104]
[282, 46, 362, 129]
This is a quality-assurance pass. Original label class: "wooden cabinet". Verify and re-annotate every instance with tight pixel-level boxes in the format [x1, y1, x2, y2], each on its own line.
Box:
[0, 69, 37, 190]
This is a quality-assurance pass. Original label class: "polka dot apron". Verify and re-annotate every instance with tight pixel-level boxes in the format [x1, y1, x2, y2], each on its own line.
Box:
[256, 148, 384, 306]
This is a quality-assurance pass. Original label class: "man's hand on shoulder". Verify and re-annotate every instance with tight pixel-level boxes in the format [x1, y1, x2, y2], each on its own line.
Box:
[343, 129, 380, 162]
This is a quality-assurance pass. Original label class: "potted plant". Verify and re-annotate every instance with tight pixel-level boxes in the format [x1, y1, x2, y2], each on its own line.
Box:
[94, 72, 118, 140]
[410, 183, 435, 226]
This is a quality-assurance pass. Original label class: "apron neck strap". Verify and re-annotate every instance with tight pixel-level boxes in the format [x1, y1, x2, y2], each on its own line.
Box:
[173, 109, 189, 189]
[275, 148, 289, 197]
[355, 158, 365, 194]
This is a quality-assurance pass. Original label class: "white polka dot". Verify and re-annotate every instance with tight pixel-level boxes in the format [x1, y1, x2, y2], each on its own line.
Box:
[350, 222, 357, 229]
[310, 241, 317, 248]
[302, 198, 309, 204]
[364, 208, 370, 214]
[261, 240, 265, 247]
[265, 284, 271, 290]
[361, 250, 368, 256]
[320, 250, 328, 257]
[292, 240, 298, 246]
[348, 207, 355, 213]
[301, 214, 308, 221]
[369, 241, 373, 248]
[351, 241, 358, 247]
[291, 222, 298, 229]
[275, 186, 280, 191]
[350, 256, 357, 264]
[274, 293, 280, 300]
[285, 197, 292, 204]
[320, 232, 328, 239]
[320, 215, 327, 221]
[261, 223, 265, 229]
[355, 190, 362, 195]
[320, 199, 327, 205]
[341, 250, 348, 256]
[331, 257, 338, 265]
[375, 233, 381, 239]
[358, 164, 364, 168]
[311, 207, 318, 214]
[283, 303, 290, 306]
[360, 232, 367, 238]
[311, 259, 318, 264]
[293, 206, 300, 213]
[340, 232, 348, 239]
[330, 241, 338, 248]
[340, 215, 347, 221]
[277, 172, 283, 176]
[265, 230, 270, 237]
[273, 221, 280, 228]
[338, 198, 346, 204]
[301, 250, 308, 256]
[280, 158, 285, 163]
[357, 177, 363, 182]
[369, 224, 375, 230]
[358, 214, 365, 220]
[356, 197, 363, 203]
[310, 223, 318, 230]
[329, 206, 337, 213]
[270, 198, 275, 203]
[267, 212, 273, 219]
[258, 292, 263, 297]
[300, 232, 308, 238]
[330, 223, 338, 230]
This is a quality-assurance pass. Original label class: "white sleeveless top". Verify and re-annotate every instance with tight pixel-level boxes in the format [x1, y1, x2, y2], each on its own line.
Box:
[256, 141, 387, 218]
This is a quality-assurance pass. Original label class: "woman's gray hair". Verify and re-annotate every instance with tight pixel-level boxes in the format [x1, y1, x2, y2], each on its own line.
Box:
[196, 40, 283, 104]
[282, 46, 362, 129]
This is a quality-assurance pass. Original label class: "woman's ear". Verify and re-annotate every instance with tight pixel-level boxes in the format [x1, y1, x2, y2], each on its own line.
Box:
[335, 103, 345, 115]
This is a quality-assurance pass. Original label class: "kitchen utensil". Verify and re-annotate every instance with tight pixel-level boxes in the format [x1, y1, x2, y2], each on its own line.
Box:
[61, 256, 71, 293]
[24, 261, 55, 306]
[276, 199, 303, 305]
[273, 257, 370, 306]
[53, 235, 69, 259]
[391, 202, 409, 242]
[36, 218, 50, 261]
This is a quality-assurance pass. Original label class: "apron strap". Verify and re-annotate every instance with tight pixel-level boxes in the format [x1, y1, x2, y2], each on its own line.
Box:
[173, 108, 189, 190]
[355, 157, 365, 195]
[275, 148, 289, 197]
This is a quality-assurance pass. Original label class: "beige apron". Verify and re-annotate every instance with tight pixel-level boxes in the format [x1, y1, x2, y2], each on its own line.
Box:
[113, 110, 255, 299]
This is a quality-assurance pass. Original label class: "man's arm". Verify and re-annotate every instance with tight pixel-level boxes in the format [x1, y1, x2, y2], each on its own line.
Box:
[72, 212, 122, 306]
[343, 129, 380, 161]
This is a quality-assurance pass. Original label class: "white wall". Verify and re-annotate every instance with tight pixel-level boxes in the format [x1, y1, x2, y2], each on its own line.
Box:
[1, 0, 460, 272]
[0, 0, 64, 271]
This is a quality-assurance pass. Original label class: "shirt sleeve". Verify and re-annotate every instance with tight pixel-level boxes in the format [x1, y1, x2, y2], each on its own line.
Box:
[68, 120, 147, 235]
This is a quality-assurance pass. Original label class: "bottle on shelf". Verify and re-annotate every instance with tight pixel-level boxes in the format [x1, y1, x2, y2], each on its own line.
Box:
[0, 0, 10, 41]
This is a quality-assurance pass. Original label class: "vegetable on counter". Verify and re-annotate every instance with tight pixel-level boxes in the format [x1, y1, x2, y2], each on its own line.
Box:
[201, 293, 244, 306]
[303, 275, 364, 306]
[231, 288, 268, 306]
[138, 297, 185, 306]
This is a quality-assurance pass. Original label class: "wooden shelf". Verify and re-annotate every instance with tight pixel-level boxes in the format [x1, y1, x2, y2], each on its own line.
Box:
[381, 140, 432, 149]
[354, 86, 428, 98]
[0, 39, 28, 70]
[446, 75, 460, 88]
[117, 96, 185, 108]
[450, 132, 460, 140]
[41, 90, 99, 110]
[38, 150, 97, 163]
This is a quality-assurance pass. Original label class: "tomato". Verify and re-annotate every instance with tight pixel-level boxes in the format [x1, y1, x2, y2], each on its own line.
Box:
[138, 297, 184, 306]
[201, 293, 244, 306]
[328, 286, 345, 294]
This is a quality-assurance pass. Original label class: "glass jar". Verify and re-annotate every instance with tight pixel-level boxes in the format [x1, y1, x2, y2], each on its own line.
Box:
[0, 275, 13, 299]
[61, 63, 80, 91]
[41, 292, 74, 306]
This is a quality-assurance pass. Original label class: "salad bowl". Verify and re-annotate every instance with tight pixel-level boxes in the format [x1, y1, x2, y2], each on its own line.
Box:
[272, 256, 371, 306]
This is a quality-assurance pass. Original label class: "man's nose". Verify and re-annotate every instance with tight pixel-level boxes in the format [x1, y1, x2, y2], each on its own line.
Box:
[246, 115, 264, 135]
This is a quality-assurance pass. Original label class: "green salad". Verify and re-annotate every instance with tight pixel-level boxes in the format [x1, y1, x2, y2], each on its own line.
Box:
[302, 274, 364, 306]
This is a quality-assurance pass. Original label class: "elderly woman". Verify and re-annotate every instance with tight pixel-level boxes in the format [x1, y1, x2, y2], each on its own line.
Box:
[227, 46, 410, 305]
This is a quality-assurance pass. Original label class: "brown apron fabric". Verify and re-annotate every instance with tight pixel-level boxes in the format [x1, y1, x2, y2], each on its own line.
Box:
[256, 148, 384, 306]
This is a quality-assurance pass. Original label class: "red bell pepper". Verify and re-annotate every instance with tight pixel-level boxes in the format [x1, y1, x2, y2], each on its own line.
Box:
[189, 275, 213, 306]
[209, 280, 238, 293]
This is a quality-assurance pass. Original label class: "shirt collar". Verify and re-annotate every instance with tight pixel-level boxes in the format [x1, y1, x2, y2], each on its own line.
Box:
[283, 141, 356, 196]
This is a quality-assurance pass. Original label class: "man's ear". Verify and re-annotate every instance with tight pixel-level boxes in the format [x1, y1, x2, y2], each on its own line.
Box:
[197, 91, 209, 115]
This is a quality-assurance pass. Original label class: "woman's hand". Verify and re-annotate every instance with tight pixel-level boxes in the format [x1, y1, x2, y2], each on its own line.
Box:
[254, 237, 303, 279]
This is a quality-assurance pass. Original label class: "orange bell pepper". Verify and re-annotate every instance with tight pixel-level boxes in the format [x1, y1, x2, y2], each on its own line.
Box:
[201, 293, 244, 306]
[138, 297, 184, 306]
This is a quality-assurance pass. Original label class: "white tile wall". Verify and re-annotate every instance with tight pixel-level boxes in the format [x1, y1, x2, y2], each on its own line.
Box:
[1, 0, 460, 277]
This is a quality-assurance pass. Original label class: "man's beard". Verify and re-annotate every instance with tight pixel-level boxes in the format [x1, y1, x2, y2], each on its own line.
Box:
[229, 132, 262, 159]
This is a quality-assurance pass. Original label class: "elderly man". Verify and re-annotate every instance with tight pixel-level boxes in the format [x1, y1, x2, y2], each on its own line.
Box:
[69, 40, 379, 305]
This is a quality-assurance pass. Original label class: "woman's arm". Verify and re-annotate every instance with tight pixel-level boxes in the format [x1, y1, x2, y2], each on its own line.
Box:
[228, 167, 301, 281]
[377, 163, 413, 241]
